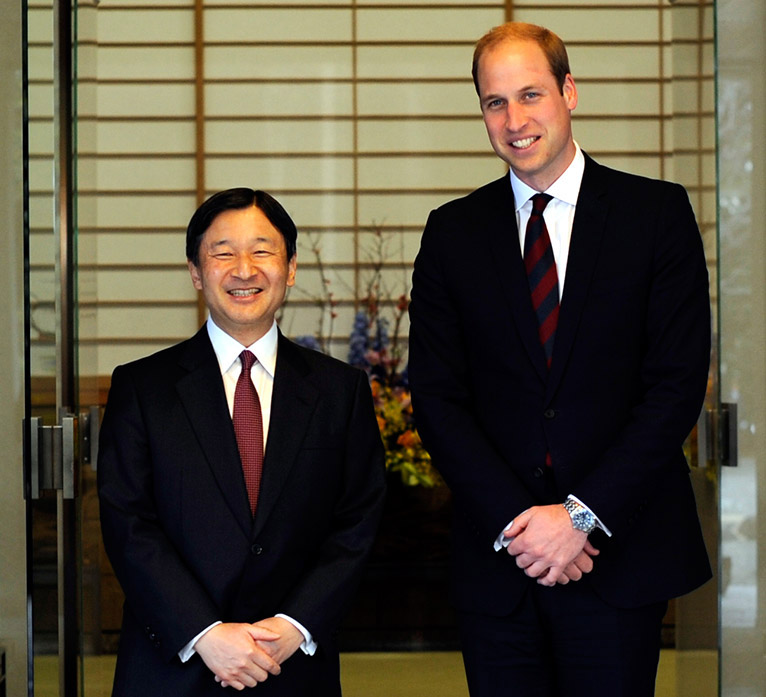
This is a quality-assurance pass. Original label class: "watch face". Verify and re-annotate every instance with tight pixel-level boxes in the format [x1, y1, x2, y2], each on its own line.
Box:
[573, 510, 595, 532]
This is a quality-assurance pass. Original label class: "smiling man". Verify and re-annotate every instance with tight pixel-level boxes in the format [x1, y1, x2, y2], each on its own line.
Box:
[98, 188, 386, 696]
[408, 22, 712, 697]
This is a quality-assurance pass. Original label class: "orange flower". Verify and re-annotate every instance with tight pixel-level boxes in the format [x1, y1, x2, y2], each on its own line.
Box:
[397, 430, 420, 448]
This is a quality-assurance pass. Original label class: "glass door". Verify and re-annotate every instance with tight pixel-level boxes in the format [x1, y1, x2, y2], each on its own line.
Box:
[25, 0, 101, 694]
[664, 2, 719, 694]
[716, 2, 766, 696]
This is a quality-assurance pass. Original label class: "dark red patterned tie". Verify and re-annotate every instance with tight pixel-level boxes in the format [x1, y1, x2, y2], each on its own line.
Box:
[524, 194, 559, 369]
[233, 350, 264, 516]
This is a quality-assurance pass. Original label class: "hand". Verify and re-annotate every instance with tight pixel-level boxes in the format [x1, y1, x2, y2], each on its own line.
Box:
[554, 540, 601, 585]
[252, 616, 305, 666]
[194, 622, 281, 690]
[504, 505, 599, 587]
[217, 617, 305, 689]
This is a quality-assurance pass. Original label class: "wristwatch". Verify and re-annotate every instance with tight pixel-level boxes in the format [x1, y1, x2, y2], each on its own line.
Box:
[563, 497, 596, 534]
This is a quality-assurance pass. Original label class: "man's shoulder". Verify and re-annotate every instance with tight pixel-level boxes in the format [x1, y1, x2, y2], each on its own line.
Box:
[433, 175, 510, 215]
[278, 334, 367, 382]
[110, 329, 209, 378]
[423, 176, 512, 235]
[583, 153, 688, 199]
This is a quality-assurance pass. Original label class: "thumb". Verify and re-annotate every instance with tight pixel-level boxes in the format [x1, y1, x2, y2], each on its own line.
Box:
[246, 625, 280, 642]
[505, 507, 532, 537]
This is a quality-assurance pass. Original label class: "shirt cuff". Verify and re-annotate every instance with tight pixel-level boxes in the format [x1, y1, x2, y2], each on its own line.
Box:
[179, 621, 222, 663]
[494, 520, 515, 551]
[275, 614, 317, 656]
[567, 494, 613, 537]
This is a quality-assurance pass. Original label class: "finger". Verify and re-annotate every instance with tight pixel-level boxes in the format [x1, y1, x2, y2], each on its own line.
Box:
[221, 679, 245, 690]
[246, 626, 281, 642]
[570, 552, 593, 575]
[521, 560, 551, 579]
[536, 570, 559, 587]
[584, 540, 600, 556]
[510, 509, 532, 532]
[514, 552, 535, 571]
[250, 649, 281, 677]
[507, 536, 529, 558]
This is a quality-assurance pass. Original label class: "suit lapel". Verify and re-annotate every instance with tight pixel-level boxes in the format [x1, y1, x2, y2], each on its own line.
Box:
[484, 175, 550, 382]
[252, 334, 319, 538]
[546, 155, 610, 396]
[175, 327, 254, 537]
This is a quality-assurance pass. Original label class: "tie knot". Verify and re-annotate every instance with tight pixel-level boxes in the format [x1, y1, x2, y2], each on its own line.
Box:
[239, 350, 256, 374]
[531, 193, 553, 214]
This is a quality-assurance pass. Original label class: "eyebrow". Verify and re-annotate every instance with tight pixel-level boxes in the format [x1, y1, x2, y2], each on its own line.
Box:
[208, 236, 277, 248]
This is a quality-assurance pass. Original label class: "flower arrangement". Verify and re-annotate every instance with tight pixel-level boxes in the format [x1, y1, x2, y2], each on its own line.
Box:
[291, 226, 441, 487]
[348, 305, 441, 488]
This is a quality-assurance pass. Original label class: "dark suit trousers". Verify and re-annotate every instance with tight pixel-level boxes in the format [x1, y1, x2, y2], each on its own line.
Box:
[458, 580, 667, 697]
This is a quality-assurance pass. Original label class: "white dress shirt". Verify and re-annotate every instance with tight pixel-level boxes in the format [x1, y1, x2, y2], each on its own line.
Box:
[494, 144, 612, 551]
[179, 318, 317, 662]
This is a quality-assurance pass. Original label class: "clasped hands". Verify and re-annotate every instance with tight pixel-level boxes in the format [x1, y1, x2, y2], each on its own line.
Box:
[504, 504, 600, 587]
[194, 616, 304, 690]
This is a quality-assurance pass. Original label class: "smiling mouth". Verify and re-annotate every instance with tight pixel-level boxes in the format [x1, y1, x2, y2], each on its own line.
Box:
[511, 136, 540, 149]
[229, 288, 262, 297]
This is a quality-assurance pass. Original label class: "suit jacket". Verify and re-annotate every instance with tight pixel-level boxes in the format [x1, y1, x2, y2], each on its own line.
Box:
[408, 154, 712, 615]
[98, 328, 386, 696]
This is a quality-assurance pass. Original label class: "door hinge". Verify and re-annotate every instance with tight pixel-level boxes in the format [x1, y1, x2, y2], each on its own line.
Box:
[26, 415, 76, 499]
[25, 407, 99, 500]
[699, 402, 738, 468]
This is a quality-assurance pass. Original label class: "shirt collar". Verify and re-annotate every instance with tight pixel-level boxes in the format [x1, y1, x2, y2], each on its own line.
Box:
[206, 317, 279, 378]
[510, 142, 585, 212]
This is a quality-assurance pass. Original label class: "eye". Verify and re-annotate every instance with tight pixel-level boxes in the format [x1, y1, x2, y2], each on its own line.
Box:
[485, 98, 504, 109]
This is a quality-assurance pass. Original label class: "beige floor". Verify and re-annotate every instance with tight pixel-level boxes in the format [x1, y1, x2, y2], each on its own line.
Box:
[33, 649, 717, 696]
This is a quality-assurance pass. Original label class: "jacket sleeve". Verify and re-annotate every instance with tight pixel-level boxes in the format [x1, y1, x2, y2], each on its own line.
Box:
[568, 182, 711, 535]
[270, 368, 387, 648]
[98, 364, 223, 663]
[408, 207, 539, 546]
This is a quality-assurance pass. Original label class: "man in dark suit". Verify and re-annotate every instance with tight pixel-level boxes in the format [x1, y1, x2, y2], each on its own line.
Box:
[98, 188, 386, 695]
[408, 22, 711, 697]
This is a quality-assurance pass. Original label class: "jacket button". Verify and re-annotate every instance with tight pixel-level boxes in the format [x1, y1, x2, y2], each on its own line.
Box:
[543, 409, 556, 419]
[251, 544, 263, 555]
[533, 467, 544, 478]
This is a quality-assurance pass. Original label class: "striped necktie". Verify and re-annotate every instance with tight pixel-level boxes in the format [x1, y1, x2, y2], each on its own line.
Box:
[523, 193, 559, 369]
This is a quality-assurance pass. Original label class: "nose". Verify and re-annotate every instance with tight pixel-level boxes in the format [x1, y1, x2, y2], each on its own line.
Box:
[232, 253, 257, 279]
[505, 102, 527, 133]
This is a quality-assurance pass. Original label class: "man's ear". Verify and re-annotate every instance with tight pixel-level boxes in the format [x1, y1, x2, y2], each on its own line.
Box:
[188, 259, 203, 290]
[563, 73, 578, 112]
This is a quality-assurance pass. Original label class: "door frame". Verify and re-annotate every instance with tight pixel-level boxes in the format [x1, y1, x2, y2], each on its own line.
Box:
[0, 1, 30, 695]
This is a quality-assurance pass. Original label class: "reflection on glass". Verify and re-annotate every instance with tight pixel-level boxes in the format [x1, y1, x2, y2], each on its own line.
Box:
[717, 3, 766, 695]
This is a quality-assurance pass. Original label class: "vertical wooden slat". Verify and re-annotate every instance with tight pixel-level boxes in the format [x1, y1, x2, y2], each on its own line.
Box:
[352, 0, 360, 311]
[194, 0, 206, 327]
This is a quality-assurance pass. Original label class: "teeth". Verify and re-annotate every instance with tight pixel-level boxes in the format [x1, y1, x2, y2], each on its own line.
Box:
[512, 136, 538, 149]
[230, 289, 260, 297]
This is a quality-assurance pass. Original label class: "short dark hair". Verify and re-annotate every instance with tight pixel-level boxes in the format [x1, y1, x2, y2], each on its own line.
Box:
[472, 22, 571, 96]
[186, 188, 298, 266]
